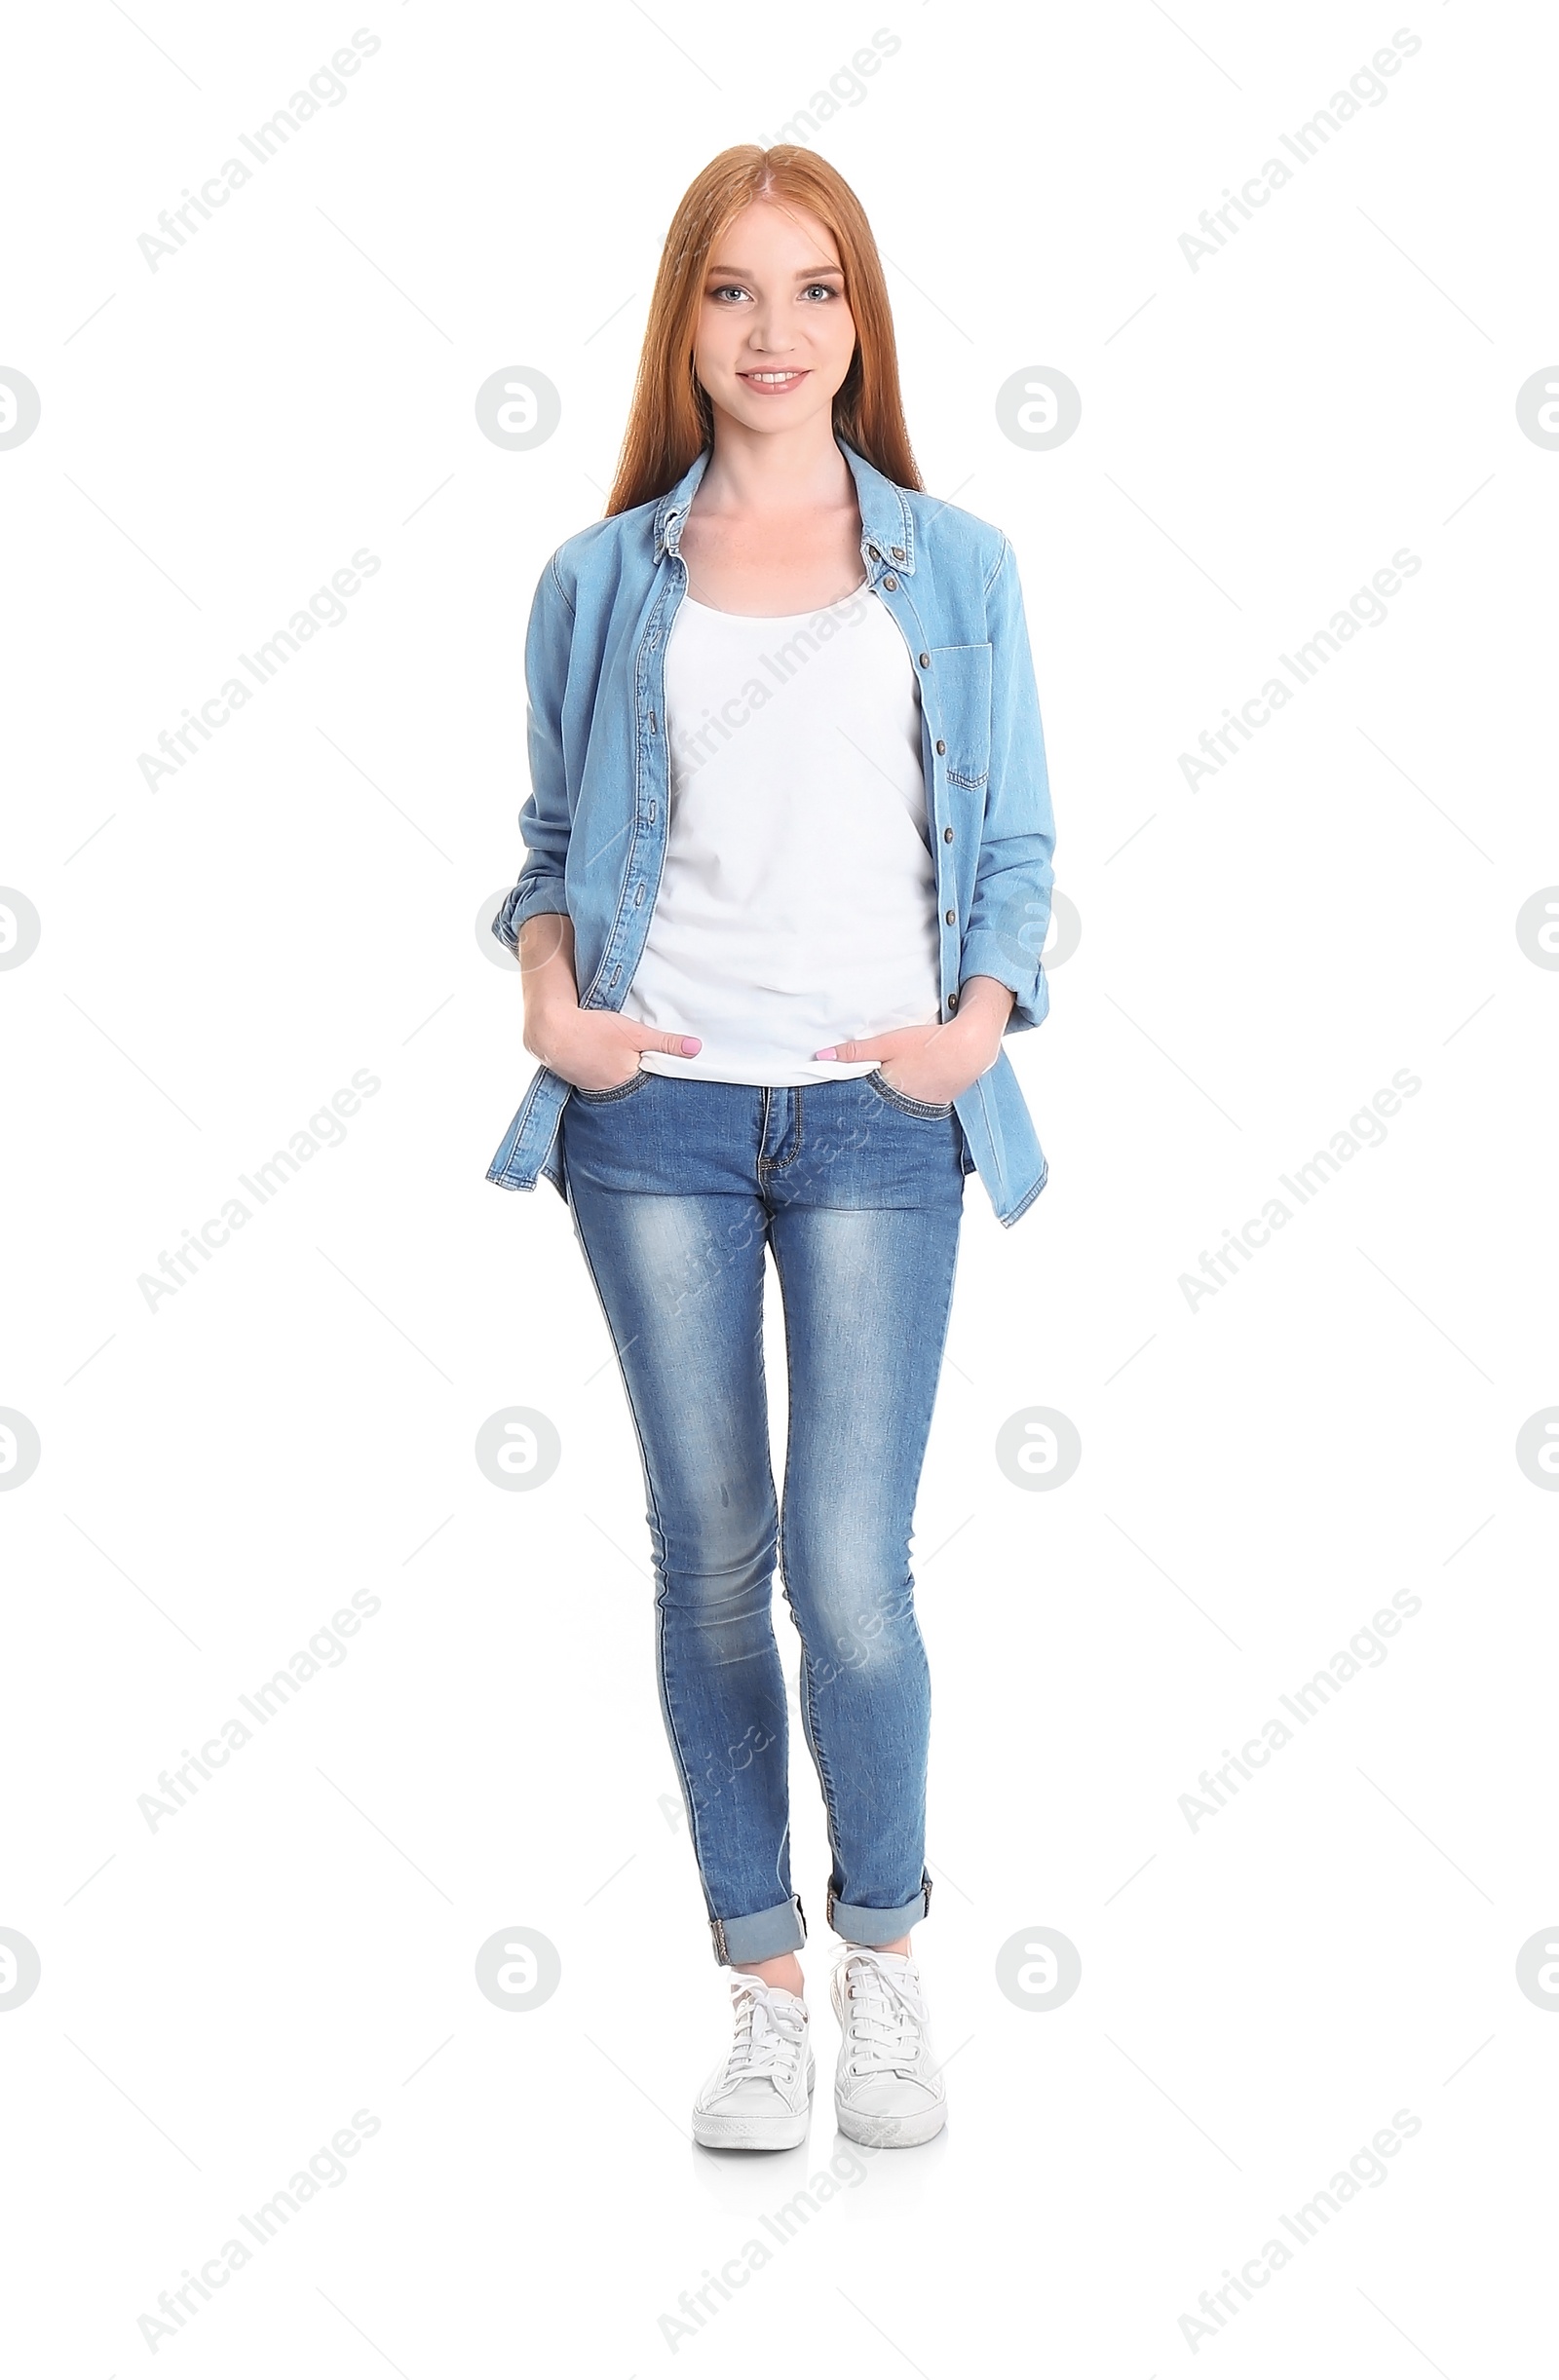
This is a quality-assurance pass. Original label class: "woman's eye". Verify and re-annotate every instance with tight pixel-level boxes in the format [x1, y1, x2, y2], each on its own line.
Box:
[801, 283, 839, 301]
[708, 283, 750, 303]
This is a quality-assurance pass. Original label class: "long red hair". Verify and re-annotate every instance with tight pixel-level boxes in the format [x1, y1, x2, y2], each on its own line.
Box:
[605, 146, 921, 516]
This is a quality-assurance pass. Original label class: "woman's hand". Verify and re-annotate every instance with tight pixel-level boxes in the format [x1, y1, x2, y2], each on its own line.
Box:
[515, 914, 700, 1090]
[817, 977, 1017, 1105]
[527, 1001, 701, 1092]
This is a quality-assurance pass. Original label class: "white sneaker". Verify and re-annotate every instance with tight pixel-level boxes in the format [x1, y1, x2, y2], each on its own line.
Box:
[830, 1946, 947, 2147]
[692, 1975, 815, 2150]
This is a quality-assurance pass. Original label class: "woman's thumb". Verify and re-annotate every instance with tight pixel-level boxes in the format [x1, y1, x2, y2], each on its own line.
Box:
[636, 1030, 702, 1058]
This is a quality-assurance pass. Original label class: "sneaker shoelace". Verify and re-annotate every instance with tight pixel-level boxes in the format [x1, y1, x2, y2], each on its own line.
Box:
[717, 1979, 807, 2092]
[838, 1955, 929, 2078]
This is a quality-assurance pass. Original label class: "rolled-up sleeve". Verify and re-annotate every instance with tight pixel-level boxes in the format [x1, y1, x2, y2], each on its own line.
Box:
[491, 552, 576, 954]
[958, 535, 1056, 1033]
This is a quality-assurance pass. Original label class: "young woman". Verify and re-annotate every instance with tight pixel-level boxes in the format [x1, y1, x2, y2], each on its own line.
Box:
[487, 147, 1056, 2151]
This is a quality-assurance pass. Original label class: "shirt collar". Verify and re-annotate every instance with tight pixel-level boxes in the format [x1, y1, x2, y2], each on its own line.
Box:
[652, 434, 915, 575]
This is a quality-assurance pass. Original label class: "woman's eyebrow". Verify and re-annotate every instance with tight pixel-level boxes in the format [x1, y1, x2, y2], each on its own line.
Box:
[704, 261, 844, 278]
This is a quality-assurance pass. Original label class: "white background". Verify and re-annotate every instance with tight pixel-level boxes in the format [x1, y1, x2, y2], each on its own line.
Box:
[3, 0, 1556, 2370]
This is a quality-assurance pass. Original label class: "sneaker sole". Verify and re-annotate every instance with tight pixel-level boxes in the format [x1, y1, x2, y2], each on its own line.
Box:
[834, 2095, 947, 2149]
[693, 2054, 816, 2151]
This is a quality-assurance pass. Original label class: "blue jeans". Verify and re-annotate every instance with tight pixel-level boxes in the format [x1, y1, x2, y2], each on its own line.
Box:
[560, 1067, 969, 1966]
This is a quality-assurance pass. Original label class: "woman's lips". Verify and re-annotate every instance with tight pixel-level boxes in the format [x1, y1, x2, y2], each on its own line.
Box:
[737, 368, 810, 395]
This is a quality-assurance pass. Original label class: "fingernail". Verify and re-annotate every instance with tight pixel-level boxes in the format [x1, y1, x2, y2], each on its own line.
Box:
[680, 1037, 701, 1053]
[815, 1046, 836, 1060]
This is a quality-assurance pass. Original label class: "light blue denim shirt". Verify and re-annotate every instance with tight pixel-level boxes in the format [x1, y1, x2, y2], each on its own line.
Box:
[486, 435, 1057, 1225]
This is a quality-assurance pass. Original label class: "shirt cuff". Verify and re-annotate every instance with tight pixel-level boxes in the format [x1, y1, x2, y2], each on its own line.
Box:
[959, 934, 1049, 1034]
[491, 881, 568, 952]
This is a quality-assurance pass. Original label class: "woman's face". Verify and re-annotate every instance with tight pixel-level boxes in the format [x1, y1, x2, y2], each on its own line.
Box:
[693, 197, 857, 438]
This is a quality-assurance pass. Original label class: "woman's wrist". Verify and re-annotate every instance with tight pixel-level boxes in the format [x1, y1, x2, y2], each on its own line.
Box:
[947, 975, 1016, 1062]
[520, 977, 580, 1049]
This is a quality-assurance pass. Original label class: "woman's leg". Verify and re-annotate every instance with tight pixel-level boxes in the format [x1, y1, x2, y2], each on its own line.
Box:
[562, 1093, 806, 1968]
[764, 1078, 966, 1948]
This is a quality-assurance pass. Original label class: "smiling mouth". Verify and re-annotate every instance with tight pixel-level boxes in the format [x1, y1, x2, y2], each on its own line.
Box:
[738, 368, 808, 389]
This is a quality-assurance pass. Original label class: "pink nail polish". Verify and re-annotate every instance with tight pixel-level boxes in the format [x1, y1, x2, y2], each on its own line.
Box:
[680, 1037, 701, 1053]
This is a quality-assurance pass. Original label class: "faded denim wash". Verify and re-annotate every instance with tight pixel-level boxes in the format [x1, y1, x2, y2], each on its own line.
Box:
[560, 1066, 968, 1963]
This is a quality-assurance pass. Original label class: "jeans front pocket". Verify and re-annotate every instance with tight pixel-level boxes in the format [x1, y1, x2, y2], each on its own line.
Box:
[865, 1065, 954, 1119]
[569, 1069, 651, 1105]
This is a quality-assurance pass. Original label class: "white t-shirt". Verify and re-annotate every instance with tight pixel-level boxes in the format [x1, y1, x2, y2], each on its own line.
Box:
[624, 585, 941, 1085]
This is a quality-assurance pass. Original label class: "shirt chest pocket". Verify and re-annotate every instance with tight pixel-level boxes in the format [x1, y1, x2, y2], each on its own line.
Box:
[926, 642, 992, 790]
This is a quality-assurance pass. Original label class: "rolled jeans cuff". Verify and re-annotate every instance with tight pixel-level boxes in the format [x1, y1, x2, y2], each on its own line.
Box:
[709, 1894, 807, 1967]
[827, 1870, 932, 1945]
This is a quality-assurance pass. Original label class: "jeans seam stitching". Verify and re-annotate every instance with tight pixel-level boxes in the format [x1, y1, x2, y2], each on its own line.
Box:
[756, 1083, 804, 1171]
[869, 1071, 955, 1120]
[570, 1069, 649, 1105]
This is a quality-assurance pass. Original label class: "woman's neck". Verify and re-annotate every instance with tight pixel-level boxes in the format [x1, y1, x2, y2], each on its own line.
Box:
[694, 413, 855, 520]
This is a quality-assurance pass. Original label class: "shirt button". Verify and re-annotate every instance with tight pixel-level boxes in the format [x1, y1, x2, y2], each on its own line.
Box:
[944, 908, 956, 926]
[918, 651, 931, 667]
[946, 991, 959, 1014]
[883, 573, 897, 590]
[935, 738, 946, 755]
[943, 826, 954, 843]
[891, 545, 905, 560]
